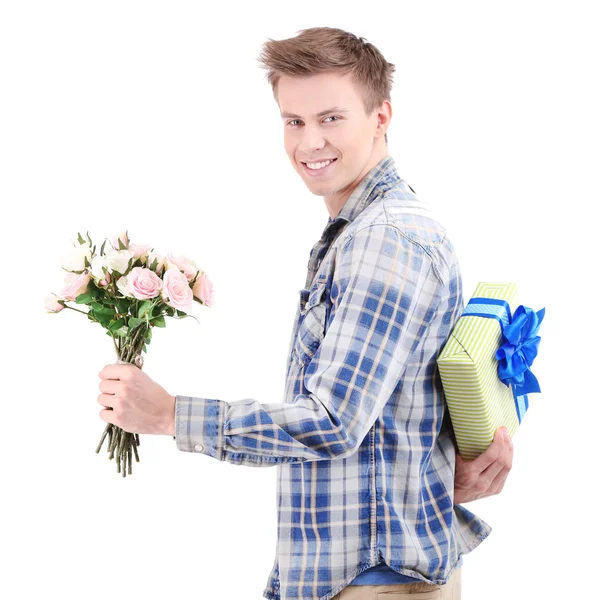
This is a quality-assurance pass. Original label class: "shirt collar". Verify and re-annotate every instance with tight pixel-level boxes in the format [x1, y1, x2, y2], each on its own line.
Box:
[322, 155, 400, 239]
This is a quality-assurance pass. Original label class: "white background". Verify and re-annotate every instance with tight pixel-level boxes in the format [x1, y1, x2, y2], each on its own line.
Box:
[1, 1, 587, 599]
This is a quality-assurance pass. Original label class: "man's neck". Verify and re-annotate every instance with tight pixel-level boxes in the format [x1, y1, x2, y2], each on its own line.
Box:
[324, 147, 389, 220]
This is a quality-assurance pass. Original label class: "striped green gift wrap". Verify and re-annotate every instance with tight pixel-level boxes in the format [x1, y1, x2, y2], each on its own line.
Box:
[436, 282, 523, 460]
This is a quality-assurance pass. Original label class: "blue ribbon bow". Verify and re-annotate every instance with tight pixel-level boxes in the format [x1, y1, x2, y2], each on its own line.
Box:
[495, 304, 545, 395]
[461, 297, 545, 422]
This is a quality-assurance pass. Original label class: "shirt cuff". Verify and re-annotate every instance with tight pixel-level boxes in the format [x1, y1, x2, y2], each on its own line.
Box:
[174, 395, 227, 460]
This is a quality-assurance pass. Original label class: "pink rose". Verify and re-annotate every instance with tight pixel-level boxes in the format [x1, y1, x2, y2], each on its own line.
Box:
[111, 231, 129, 250]
[162, 267, 193, 312]
[59, 271, 91, 301]
[129, 243, 153, 262]
[192, 272, 215, 307]
[45, 293, 65, 313]
[165, 253, 199, 283]
[97, 271, 111, 288]
[126, 267, 163, 299]
[147, 249, 165, 275]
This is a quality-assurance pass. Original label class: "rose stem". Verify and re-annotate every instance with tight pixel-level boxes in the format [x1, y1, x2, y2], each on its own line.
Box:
[107, 425, 116, 454]
[109, 427, 120, 460]
[95, 423, 112, 454]
[64, 305, 89, 315]
[111, 334, 119, 358]
[130, 434, 140, 462]
[135, 433, 140, 447]
[117, 431, 126, 464]
[124, 327, 143, 363]
[132, 436, 140, 462]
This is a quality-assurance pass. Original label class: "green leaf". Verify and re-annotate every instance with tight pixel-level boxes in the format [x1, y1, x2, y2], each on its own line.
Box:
[86, 231, 92, 246]
[151, 316, 166, 328]
[93, 307, 116, 327]
[113, 326, 129, 337]
[117, 298, 131, 314]
[87, 280, 100, 299]
[146, 326, 153, 341]
[129, 317, 144, 330]
[142, 343, 148, 353]
[94, 313, 112, 327]
[75, 293, 93, 305]
[150, 304, 163, 318]
[176, 310, 187, 318]
[77, 232, 84, 245]
[84, 255, 91, 268]
[108, 319, 126, 332]
[138, 301, 151, 318]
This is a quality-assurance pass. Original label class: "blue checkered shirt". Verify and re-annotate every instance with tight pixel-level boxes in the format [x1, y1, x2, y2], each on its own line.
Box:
[174, 155, 492, 600]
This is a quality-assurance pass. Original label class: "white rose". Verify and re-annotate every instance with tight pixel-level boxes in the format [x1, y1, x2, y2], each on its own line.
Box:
[116, 275, 132, 297]
[61, 241, 93, 272]
[111, 231, 129, 250]
[104, 248, 134, 275]
[90, 255, 109, 281]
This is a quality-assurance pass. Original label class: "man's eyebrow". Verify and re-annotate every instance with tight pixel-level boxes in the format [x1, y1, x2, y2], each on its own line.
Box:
[280, 106, 350, 119]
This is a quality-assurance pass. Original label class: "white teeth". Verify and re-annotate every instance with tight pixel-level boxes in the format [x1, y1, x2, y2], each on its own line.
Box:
[305, 159, 335, 170]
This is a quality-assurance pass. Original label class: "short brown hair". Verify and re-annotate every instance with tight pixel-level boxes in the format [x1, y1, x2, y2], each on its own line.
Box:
[257, 27, 395, 143]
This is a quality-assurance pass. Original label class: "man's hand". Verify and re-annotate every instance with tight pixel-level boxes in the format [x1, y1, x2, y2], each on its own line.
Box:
[97, 363, 176, 436]
[453, 426, 514, 505]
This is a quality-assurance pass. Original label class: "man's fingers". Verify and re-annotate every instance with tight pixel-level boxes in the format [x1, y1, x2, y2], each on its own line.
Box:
[468, 427, 509, 473]
[480, 435, 514, 496]
[99, 407, 117, 425]
[97, 393, 117, 408]
[485, 463, 511, 496]
[99, 379, 119, 395]
[98, 363, 131, 381]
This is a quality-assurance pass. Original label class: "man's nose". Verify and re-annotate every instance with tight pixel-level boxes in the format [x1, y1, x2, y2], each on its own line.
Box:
[300, 128, 327, 155]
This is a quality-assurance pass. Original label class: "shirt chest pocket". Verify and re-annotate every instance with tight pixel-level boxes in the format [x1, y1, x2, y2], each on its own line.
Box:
[292, 282, 328, 368]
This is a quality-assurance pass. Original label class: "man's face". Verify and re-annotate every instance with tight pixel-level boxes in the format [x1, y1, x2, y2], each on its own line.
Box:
[277, 71, 381, 199]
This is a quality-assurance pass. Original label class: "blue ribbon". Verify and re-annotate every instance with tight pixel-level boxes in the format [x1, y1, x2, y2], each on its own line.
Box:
[462, 297, 545, 422]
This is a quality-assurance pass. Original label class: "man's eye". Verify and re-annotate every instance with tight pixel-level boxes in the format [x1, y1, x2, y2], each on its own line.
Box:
[286, 116, 340, 127]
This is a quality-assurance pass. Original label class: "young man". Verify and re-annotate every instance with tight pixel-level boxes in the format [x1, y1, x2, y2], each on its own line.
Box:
[97, 27, 513, 600]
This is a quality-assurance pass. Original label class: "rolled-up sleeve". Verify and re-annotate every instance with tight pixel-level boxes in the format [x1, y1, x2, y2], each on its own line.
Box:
[174, 224, 442, 466]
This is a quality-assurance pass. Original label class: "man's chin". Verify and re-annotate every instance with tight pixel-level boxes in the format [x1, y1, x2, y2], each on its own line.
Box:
[301, 179, 336, 196]
[305, 186, 328, 196]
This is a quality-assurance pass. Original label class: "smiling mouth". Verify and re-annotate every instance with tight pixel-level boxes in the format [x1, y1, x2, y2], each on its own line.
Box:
[301, 158, 338, 172]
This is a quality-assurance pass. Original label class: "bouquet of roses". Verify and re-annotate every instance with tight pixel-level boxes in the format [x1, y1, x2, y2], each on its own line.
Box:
[45, 230, 215, 477]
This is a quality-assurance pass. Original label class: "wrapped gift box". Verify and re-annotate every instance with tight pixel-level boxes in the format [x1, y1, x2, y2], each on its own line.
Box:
[436, 282, 543, 460]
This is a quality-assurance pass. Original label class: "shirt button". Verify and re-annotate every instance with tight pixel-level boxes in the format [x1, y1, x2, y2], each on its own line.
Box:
[193, 443, 204, 452]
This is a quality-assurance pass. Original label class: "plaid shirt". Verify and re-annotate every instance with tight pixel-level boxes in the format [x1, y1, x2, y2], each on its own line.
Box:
[174, 155, 492, 600]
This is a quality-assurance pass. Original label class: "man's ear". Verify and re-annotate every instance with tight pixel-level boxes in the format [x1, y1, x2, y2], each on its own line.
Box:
[375, 100, 392, 139]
